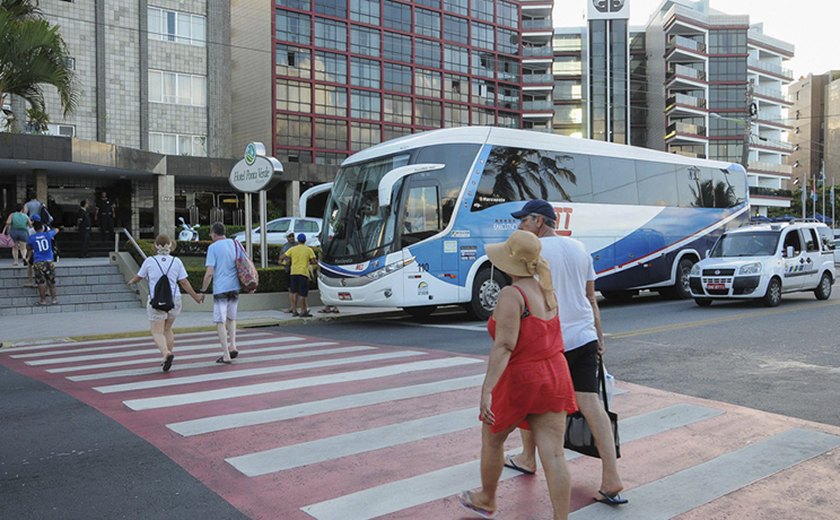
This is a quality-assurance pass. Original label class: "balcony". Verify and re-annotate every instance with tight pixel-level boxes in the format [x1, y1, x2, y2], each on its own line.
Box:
[522, 19, 553, 31]
[522, 73, 554, 85]
[748, 58, 793, 81]
[749, 161, 793, 175]
[665, 93, 706, 113]
[749, 186, 792, 198]
[523, 45, 553, 57]
[665, 121, 707, 139]
[668, 35, 706, 53]
[666, 64, 706, 87]
[753, 86, 792, 104]
[752, 136, 794, 153]
[522, 100, 554, 111]
[665, 35, 706, 61]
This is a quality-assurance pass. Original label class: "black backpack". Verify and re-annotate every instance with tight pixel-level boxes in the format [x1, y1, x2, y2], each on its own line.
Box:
[149, 257, 175, 312]
[39, 203, 53, 225]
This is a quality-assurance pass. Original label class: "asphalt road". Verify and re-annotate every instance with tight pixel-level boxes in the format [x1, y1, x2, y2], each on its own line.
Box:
[276, 289, 840, 428]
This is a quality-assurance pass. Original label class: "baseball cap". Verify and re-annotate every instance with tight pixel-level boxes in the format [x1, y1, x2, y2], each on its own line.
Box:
[297, 233, 307, 243]
[31, 213, 41, 222]
[510, 199, 556, 221]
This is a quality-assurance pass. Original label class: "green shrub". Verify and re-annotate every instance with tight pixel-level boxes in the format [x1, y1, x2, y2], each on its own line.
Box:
[196, 225, 246, 240]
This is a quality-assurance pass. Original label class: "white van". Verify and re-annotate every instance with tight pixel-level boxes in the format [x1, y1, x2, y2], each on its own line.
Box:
[688, 221, 835, 307]
[234, 217, 323, 247]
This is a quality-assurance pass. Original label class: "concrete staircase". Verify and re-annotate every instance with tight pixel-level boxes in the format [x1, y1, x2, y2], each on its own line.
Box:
[0, 260, 142, 316]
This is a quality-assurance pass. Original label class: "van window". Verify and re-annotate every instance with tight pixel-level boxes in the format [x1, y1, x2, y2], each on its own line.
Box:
[804, 228, 820, 252]
[782, 229, 802, 255]
[817, 227, 834, 251]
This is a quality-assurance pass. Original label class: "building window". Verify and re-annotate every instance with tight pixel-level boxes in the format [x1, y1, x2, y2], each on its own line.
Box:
[315, 0, 346, 18]
[315, 118, 348, 150]
[384, 94, 413, 125]
[276, 80, 311, 112]
[444, 74, 469, 102]
[384, 63, 412, 93]
[383, 1, 411, 31]
[351, 89, 381, 120]
[497, 29, 517, 55]
[443, 15, 468, 44]
[149, 132, 207, 156]
[276, 114, 312, 147]
[444, 0, 467, 16]
[148, 7, 206, 46]
[277, 0, 310, 9]
[315, 18, 346, 51]
[275, 11, 311, 45]
[314, 85, 347, 116]
[414, 68, 441, 98]
[497, 2, 517, 28]
[275, 44, 311, 78]
[414, 9, 440, 38]
[470, 22, 494, 50]
[415, 0, 440, 8]
[443, 45, 469, 74]
[443, 103, 469, 127]
[471, 51, 494, 78]
[350, 0, 380, 24]
[414, 38, 440, 68]
[383, 125, 411, 141]
[470, 0, 494, 22]
[351, 25, 380, 57]
[351, 122, 380, 150]
[314, 51, 347, 83]
[148, 70, 206, 106]
[383, 32, 412, 62]
[350, 58, 380, 88]
[415, 99, 442, 127]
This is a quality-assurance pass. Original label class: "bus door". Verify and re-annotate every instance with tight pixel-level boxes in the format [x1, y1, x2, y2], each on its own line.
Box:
[400, 181, 447, 306]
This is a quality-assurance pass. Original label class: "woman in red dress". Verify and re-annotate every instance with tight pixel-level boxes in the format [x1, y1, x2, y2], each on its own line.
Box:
[459, 230, 577, 520]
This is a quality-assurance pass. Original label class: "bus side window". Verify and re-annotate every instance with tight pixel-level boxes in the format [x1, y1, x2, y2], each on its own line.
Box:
[402, 185, 441, 245]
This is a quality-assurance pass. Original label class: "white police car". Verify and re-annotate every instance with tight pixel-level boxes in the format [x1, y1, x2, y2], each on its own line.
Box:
[689, 221, 836, 307]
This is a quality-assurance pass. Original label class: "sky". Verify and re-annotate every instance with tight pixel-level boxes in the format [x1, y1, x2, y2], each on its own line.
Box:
[553, 0, 835, 79]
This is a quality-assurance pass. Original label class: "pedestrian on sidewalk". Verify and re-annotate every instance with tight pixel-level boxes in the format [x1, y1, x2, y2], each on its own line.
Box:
[278, 233, 316, 317]
[460, 230, 577, 520]
[199, 222, 240, 364]
[279, 232, 296, 312]
[508, 199, 627, 506]
[76, 200, 91, 258]
[127, 234, 202, 372]
[3, 203, 31, 266]
[26, 219, 59, 306]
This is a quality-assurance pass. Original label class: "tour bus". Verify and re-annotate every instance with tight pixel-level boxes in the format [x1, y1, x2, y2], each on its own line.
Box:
[308, 127, 749, 319]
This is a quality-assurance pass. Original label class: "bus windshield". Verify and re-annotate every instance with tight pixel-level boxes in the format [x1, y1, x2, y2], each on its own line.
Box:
[710, 231, 780, 257]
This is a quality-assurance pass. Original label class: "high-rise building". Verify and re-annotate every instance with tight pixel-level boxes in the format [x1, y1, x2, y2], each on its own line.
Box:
[788, 72, 839, 194]
[235, 0, 554, 167]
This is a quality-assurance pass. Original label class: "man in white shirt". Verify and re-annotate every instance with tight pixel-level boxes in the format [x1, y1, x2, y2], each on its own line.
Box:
[506, 199, 627, 506]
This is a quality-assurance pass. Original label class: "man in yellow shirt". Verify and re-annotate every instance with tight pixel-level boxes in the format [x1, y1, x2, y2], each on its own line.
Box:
[279, 233, 317, 317]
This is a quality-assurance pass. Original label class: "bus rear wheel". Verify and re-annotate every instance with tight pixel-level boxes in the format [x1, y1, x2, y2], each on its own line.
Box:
[464, 268, 507, 321]
[402, 305, 438, 319]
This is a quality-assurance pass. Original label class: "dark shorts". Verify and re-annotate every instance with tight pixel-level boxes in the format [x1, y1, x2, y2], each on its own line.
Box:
[33, 261, 56, 286]
[563, 340, 600, 393]
[289, 274, 309, 297]
[9, 228, 28, 242]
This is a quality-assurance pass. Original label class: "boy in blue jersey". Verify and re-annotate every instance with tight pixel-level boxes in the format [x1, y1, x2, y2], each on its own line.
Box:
[26, 220, 60, 305]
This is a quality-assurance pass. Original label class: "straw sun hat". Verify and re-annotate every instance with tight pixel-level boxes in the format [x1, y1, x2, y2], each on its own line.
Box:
[485, 230, 544, 277]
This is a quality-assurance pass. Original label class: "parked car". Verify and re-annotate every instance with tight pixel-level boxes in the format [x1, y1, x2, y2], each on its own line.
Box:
[234, 217, 323, 247]
[689, 220, 835, 307]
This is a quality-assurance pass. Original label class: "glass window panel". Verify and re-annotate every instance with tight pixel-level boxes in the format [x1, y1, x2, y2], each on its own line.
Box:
[350, 122, 380, 150]
[444, 74, 468, 102]
[384, 94, 412, 124]
[350, 0, 380, 24]
[444, 15, 468, 44]
[314, 51, 347, 83]
[350, 58, 380, 88]
[192, 76, 206, 106]
[276, 80, 311, 112]
[275, 11, 310, 45]
[383, 1, 410, 31]
[191, 15, 205, 45]
[314, 85, 347, 116]
[315, 19, 347, 51]
[414, 38, 440, 68]
[163, 72, 177, 103]
[149, 70, 161, 102]
[165, 11, 176, 41]
[444, 0, 467, 15]
[414, 9, 440, 38]
[276, 114, 312, 147]
[351, 25, 380, 57]
[383, 32, 411, 62]
[414, 68, 441, 98]
[591, 157, 638, 204]
[470, 21, 494, 50]
[415, 99, 441, 127]
[384, 63, 412, 93]
[163, 133, 178, 154]
[315, 118, 348, 150]
[315, 0, 346, 17]
[351, 89, 381, 120]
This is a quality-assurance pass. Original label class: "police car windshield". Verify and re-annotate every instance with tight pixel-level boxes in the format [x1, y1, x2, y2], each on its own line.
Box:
[710, 231, 780, 257]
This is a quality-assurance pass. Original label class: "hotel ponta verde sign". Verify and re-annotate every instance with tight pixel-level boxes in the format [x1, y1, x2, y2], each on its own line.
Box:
[229, 142, 284, 193]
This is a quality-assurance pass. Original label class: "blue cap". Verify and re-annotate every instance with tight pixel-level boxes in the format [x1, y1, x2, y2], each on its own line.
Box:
[297, 233, 307, 243]
[510, 199, 556, 221]
[31, 213, 41, 222]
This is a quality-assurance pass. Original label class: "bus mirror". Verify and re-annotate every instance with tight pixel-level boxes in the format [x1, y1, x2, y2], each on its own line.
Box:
[299, 182, 333, 218]
[378, 163, 445, 207]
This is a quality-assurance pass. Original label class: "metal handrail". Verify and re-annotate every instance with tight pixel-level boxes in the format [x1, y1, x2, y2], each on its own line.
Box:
[114, 227, 147, 260]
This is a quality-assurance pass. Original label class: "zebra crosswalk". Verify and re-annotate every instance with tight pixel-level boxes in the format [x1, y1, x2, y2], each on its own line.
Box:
[1, 329, 838, 520]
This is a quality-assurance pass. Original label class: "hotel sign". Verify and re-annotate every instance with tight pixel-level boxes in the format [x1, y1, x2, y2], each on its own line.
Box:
[229, 142, 283, 193]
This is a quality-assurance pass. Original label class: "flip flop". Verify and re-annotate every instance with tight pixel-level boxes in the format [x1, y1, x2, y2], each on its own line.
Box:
[215, 356, 232, 364]
[595, 490, 629, 505]
[230, 350, 239, 359]
[457, 491, 495, 519]
[162, 354, 174, 372]
[504, 454, 536, 475]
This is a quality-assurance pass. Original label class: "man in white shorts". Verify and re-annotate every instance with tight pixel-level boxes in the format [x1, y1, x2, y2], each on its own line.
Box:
[200, 222, 241, 364]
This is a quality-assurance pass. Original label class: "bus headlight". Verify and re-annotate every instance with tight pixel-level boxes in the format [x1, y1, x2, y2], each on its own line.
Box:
[738, 262, 762, 275]
[366, 258, 415, 281]
[690, 263, 701, 276]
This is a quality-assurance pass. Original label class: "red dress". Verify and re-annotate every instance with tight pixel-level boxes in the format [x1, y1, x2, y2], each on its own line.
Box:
[486, 287, 578, 434]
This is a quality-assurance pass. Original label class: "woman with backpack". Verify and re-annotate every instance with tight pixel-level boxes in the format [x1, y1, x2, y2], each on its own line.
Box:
[127, 234, 202, 372]
[3, 203, 32, 266]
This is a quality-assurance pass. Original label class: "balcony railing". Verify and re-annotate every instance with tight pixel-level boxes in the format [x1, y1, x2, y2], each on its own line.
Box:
[749, 161, 793, 175]
[522, 19, 553, 31]
[523, 73, 554, 84]
[753, 86, 792, 103]
[523, 45, 553, 57]
[666, 121, 707, 137]
[667, 35, 706, 53]
[749, 186, 792, 198]
[666, 93, 707, 110]
[522, 100, 554, 111]
[748, 57, 793, 80]
[753, 136, 794, 152]
[667, 64, 706, 81]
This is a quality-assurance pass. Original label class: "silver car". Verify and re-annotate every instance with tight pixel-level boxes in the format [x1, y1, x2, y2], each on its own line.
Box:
[234, 217, 322, 246]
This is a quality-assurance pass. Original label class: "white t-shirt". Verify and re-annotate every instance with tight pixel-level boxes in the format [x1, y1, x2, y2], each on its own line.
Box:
[138, 255, 187, 300]
[540, 236, 598, 351]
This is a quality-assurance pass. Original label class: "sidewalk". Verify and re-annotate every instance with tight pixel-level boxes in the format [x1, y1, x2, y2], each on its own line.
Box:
[0, 304, 403, 346]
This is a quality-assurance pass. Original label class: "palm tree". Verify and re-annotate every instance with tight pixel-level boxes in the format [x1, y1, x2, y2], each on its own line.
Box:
[488, 147, 578, 203]
[0, 0, 78, 131]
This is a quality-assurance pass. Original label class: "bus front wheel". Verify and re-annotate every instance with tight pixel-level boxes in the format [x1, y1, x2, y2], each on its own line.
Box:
[659, 258, 696, 299]
[464, 268, 507, 321]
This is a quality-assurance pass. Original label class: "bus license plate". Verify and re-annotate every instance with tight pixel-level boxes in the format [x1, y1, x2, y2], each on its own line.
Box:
[338, 292, 352, 301]
[707, 283, 725, 290]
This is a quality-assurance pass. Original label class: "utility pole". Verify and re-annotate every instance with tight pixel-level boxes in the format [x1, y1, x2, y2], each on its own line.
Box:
[741, 81, 756, 170]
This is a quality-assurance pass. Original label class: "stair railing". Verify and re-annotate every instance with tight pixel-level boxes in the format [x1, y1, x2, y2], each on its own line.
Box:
[114, 227, 147, 260]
